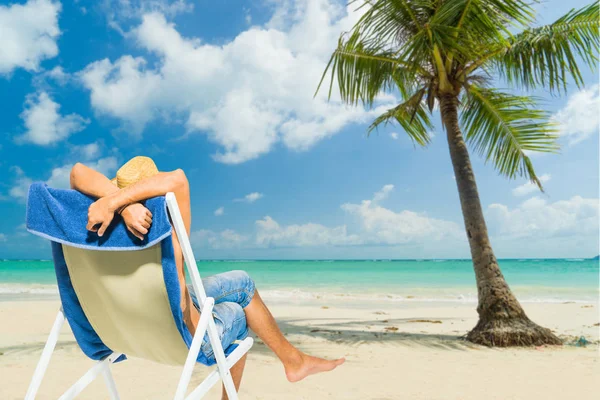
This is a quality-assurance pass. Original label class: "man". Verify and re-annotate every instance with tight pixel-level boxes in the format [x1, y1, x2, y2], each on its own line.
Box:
[70, 156, 344, 399]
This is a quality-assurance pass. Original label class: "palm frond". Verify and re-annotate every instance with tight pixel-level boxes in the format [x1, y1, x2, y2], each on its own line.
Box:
[432, 0, 534, 72]
[316, 30, 426, 106]
[461, 85, 559, 187]
[432, 0, 532, 43]
[353, 0, 438, 80]
[495, 2, 599, 92]
[368, 87, 433, 146]
[354, 0, 431, 44]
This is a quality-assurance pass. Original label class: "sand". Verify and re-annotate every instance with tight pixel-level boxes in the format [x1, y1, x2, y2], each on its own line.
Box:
[1, 298, 598, 399]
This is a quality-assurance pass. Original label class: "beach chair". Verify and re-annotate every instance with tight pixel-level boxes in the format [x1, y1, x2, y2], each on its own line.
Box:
[23, 183, 253, 400]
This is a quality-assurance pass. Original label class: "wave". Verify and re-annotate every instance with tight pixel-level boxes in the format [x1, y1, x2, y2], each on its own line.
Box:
[1, 283, 595, 305]
[259, 288, 596, 304]
[0, 284, 59, 295]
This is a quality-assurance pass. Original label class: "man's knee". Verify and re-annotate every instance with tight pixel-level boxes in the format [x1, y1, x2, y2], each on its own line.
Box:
[230, 270, 255, 307]
[230, 270, 254, 286]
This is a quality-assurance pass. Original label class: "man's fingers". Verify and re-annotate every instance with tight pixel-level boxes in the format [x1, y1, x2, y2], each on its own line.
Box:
[141, 220, 151, 229]
[145, 215, 152, 224]
[135, 224, 149, 235]
[97, 221, 110, 237]
[127, 226, 144, 241]
[87, 219, 98, 232]
[146, 210, 153, 219]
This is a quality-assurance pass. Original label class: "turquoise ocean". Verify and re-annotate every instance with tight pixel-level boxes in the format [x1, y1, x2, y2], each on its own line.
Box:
[1, 258, 598, 304]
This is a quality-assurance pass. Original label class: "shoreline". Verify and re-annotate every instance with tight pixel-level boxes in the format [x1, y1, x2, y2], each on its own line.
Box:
[1, 282, 597, 305]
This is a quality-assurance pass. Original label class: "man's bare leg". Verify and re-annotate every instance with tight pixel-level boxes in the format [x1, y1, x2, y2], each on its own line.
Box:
[244, 291, 345, 382]
[222, 355, 247, 400]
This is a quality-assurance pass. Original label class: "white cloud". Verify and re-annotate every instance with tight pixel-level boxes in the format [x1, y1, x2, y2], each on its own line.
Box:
[0, 233, 6, 242]
[9, 157, 118, 201]
[18, 92, 89, 146]
[234, 192, 264, 203]
[512, 174, 551, 197]
[0, 0, 61, 75]
[214, 206, 225, 216]
[188, 183, 598, 255]
[45, 65, 69, 84]
[32, 65, 71, 88]
[552, 85, 599, 145]
[372, 184, 394, 203]
[9, 167, 32, 201]
[103, 0, 193, 35]
[341, 185, 463, 245]
[191, 229, 249, 249]
[390, 132, 399, 140]
[194, 185, 463, 250]
[112, 0, 192, 17]
[80, 57, 162, 135]
[487, 196, 599, 239]
[72, 142, 102, 160]
[46, 157, 118, 189]
[255, 215, 361, 247]
[79, 1, 395, 163]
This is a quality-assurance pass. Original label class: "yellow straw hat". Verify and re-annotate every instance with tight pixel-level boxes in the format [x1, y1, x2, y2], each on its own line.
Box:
[111, 156, 159, 189]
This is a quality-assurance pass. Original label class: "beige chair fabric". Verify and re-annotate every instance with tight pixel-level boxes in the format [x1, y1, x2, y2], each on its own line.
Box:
[62, 244, 190, 366]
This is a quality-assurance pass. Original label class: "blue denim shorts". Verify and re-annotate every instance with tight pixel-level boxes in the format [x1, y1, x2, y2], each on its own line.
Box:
[188, 270, 255, 363]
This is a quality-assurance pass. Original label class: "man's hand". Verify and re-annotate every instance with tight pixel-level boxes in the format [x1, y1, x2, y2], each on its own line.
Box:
[121, 203, 153, 240]
[87, 196, 117, 237]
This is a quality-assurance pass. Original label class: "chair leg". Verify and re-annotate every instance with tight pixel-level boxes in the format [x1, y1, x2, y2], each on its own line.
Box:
[207, 320, 238, 400]
[174, 297, 215, 400]
[58, 353, 122, 400]
[102, 363, 120, 400]
[25, 308, 66, 400]
[185, 338, 253, 400]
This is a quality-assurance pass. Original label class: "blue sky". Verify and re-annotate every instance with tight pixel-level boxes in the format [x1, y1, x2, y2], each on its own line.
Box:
[0, 0, 598, 260]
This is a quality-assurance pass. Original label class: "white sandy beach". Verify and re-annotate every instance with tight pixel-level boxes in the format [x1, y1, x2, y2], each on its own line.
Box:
[1, 298, 598, 400]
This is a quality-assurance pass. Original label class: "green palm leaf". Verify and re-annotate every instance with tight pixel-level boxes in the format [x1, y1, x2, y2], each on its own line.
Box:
[461, 86, 559, 187]
[316, 30, 427, 106]
[368, 87, 433, 146]
[496, 2, 599, 92]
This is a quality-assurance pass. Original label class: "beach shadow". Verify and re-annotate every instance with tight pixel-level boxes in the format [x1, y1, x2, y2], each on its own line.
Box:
[0, 340, 79, 358]
[0, 317, 478, 362]
[249, 316, 480, 354]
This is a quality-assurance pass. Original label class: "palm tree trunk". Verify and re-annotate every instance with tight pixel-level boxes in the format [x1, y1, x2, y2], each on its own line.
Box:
[438, 94, 561, 346]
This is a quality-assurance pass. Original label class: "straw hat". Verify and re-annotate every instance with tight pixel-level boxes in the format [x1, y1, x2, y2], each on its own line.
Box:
[111, 156, 159, 189]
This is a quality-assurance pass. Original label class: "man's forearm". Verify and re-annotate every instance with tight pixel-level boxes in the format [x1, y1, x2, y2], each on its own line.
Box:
[106, 170, 184, 212]
[70, 163, 119, 198]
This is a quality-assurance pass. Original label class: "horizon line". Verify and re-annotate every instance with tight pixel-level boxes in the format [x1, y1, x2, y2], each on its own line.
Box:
[1, 257, 597, 262]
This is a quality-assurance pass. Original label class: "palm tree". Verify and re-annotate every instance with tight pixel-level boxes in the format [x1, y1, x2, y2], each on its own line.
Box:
[318, 0, 598, 346]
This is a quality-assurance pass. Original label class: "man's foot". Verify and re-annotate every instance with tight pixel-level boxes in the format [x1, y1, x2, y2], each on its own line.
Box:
[284, 353, 345, 383]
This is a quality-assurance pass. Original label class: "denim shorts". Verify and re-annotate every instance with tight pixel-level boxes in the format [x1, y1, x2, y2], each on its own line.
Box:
[188, 270, 255, 363]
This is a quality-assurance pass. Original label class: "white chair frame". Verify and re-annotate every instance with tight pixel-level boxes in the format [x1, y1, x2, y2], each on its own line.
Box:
[24, 192, 253, 400]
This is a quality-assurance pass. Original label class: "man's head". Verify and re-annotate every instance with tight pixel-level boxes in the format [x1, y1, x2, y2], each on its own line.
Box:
[112, 156, 159, 189]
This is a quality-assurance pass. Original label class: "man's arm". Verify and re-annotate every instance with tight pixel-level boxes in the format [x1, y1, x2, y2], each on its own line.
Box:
[85, 169, 186, 237]
[71, 163, 152, 240]
[70, 162, 119, 198]
[105, 169, 187, 211]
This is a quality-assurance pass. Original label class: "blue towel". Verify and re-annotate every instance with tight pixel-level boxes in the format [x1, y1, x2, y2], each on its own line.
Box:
[26, 183, 172, 250]
[25, 183, 220, 366]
